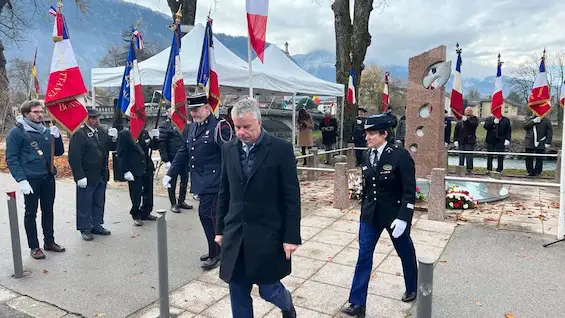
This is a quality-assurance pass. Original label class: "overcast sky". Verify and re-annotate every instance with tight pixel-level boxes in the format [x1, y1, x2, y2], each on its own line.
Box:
[125, 0, 565, 78]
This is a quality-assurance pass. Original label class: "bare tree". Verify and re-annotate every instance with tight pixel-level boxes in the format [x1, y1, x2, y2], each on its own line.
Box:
[358, 64, 384, 112]
[332, 0, 388, 139]
[167, 0, 197, 32]
[465, 87, 481, 100]
[0, 0, 89, 133]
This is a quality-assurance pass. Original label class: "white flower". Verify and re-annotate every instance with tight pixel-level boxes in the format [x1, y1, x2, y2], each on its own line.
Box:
[449, 202, 454, 208]
[463, 203, 469, 209]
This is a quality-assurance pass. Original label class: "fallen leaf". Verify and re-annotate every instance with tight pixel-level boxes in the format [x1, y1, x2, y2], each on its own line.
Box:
[94, 314, 106, 317]
[438, 259, 447, 263]
[475, 301, 482, 306]
[130, 233, 140, 238]
[41, 269, 48, 274]
[505, 314, 516, 318]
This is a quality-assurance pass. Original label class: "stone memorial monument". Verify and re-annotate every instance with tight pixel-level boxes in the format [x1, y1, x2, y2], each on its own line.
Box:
[405, 45, 451, 178]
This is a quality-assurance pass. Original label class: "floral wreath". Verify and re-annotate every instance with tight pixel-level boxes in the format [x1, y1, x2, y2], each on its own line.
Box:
[446, 185, 478, 209]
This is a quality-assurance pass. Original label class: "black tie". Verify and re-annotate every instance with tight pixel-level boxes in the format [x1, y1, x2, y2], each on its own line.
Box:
[94, 129, 99, 141]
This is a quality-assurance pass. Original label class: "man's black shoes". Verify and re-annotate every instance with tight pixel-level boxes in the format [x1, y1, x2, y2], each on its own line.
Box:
[178, 202, 193, 210]
[201, 256, 219, 270]
[92, 226, 111, 235]
[81, 231, 94, 241]
[341, 304, 366, 317]
[171, 204, 181, 213]
[200, 254, 209, 261]
[402, 292, 417, 303]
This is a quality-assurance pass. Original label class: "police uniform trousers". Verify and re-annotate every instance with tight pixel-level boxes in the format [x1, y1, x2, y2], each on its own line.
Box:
[76, 180, 106, 232]
[128, 172, 154, 219]
[167, 165, 188, 206]
[349, 222, 418, 306]
[24, 175, 56, 249]
[198, 193, 220, 259]
[229, 247, 292, 318]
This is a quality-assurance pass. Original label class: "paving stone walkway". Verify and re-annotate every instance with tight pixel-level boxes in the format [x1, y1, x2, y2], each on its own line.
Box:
[129, 207, 456, 318]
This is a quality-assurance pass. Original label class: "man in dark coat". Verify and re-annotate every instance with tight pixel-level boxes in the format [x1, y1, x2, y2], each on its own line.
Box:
[523, 115, 552, 176]
[163, 92, 231, 270]
[483, 115, 511, 173]
[158, 110, 192, 213]
[5, 100, 66, 259]
[395, 115, 406, 147]
[444, 110, 452, 146]
[319, 111, 338, 164]
[352, 107, 368, 166]
[341, 113, 418, 317]
[68, 108, 117, 241]
[117, 124, 159, 226]
[215, 98, 300, 318]
[453, 107, 478, 174]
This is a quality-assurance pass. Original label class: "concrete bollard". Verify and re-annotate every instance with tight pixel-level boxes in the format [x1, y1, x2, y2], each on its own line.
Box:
[428, 168, 446, 221]
[307, 147, 319, 181]
[157, 215, 170, 318]
[346, 143, 356, 169]
[555, 150, 561, 182]
[333, 163, 349, 210]
[416, 257, 435, 318]
[334, 154, 347, 163]
[455, 165, 465, 177]
[7, 192, 24, 279]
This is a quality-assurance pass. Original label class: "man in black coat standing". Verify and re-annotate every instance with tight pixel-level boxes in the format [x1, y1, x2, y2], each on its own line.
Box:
[484, 115, 511, 173]
[68, 108, 118, 241]
[352, 107, 368, 166]
[215, 98, 300, 318]
[523, 115, 552, 176]
[158, 109, 192, 213]
[117, 124, 159, 226]
[454, 107, 478, 174]
[444, 110, 452, 147]
[319, 111, 338, 164]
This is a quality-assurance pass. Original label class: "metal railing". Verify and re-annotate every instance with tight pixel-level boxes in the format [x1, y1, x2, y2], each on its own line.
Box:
[448, 150, 558, 157]
[296, 167, 335, 172]
[444, 176, 560, 188]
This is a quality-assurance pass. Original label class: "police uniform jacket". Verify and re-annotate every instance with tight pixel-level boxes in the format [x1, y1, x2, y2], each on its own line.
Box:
[523, 116, 552, 150]
[169, 113, 230, 195]
[360, 142, 416, 228]
[116, 129, 156, 177]
[68, 125, 117, 184]
[352, 117, 367, 146]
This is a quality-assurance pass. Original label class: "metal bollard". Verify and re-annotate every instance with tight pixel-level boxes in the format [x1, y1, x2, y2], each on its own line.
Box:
[416, 257, 434, 318]
[7, 192, 24, 278]
[157, 215, 170, 318]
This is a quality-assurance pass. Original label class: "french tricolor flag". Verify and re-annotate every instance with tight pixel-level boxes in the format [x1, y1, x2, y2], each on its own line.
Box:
[124, 42, 146, 140]
[528, 51, 552, 117]
[450, 47, 464, 120]
[197, 19, 221, 117]
[382, 72, 390, 113]
[347, 65, 356, 109]
[162, 24, 187, 132]
[560, 81, 565, 107]
[491, 56, 504, 119]
[44, 3, 87, 133]
[246, 0, 268, 62]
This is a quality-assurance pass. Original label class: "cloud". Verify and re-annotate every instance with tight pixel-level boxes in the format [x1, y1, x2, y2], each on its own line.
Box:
[126, 0, 565, 78]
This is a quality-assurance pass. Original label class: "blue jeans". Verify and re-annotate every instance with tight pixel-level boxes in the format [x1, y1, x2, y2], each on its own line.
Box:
[348, 222, 417, 305]
[76, 180, 106, 232]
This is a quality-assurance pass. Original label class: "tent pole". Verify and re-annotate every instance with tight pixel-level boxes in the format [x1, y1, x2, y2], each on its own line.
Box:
[292, 93, 296, 150]
[340, 97, 344, 149]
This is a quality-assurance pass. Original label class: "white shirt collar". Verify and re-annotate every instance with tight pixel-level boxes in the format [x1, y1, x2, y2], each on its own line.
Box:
[373, 143, 387, 157]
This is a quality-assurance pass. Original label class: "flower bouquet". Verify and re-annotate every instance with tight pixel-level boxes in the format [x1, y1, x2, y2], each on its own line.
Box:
[446, 185, 478, 210]
[348, 172, 363, 201]
[416, 186, 426, 201]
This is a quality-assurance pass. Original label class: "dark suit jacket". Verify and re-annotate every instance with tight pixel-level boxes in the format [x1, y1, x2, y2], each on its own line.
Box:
[68, 125, 116, 184]
[117, 129, 155, 177]
[216, 132, 301, 284]
[454, 116, 479, 144]
[484, 116, 512, 145]
[523, 116, 553, 149]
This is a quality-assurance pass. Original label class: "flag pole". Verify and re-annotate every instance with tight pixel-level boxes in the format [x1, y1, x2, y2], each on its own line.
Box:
[248, 36, 253, 97]
[559, 90, 565, 240]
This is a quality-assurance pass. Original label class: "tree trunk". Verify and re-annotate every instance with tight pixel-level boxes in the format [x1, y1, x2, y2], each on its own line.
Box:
[0, 38, 11, 133]
[351, 0, 373, 100]
[331, 0, 352, 140]
[167, 0, 197, 33]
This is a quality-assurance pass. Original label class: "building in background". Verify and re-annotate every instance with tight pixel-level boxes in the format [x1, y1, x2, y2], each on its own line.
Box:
[445, 92, 523, 119]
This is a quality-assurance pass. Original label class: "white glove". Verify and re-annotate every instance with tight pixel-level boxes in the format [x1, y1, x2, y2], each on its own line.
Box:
[108, 128, 118, 138]
[454, 141, 459, 148]
[391, 219, 408, 238]
[124, 171, 134, 181]
[494, 118, 500, 124]
[504, 140, 510, 147]
[18, 180, 33, 195]
[462, 116, 468, 121]
[533, 117, 541, 123]
[50, 126, 60, 138]
[164, 162, 171, 170]
[77, 177, 87, 188]
[162, 175, 172, 188]
[149, 129, 159, 138]
[545, 144, 550, 149]
[444, 142, 448, 147]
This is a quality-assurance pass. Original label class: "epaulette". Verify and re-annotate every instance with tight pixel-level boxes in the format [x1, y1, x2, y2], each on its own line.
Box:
[385, 146, 394, 153]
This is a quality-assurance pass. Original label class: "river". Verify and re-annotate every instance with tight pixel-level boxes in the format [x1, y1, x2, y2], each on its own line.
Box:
[447, 155, 557, 171]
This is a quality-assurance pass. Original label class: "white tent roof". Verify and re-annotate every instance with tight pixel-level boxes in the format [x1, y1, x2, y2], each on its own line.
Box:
[91, 24, 299, 95]
[252, 45, 344, 97]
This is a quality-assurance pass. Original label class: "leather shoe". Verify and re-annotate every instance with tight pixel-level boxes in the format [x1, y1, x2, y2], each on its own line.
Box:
[141, 214, 158, 221]
[44, 243, 66, 252]
[134, 219, 143, 226]
[402, 292, 417, 303]
[201, 257, 219, 271]
[200, 254, 209, 261]
[92, 226, 111, 235]
[341, 304, 366, 317]
[178, 202, 193, 210]
[171, 204, 181, 213]
[31, 248, 46, 259]
[81, 232, 94, 241]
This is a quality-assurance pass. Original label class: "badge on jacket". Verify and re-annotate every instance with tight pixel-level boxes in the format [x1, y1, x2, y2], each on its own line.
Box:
[383, 164, 393, 171]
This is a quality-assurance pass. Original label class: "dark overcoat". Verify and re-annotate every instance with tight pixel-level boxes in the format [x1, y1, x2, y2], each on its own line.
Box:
[523, 116, 552, 150]
[68, 125, 117, 184]
[216, 133, 301, 284]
